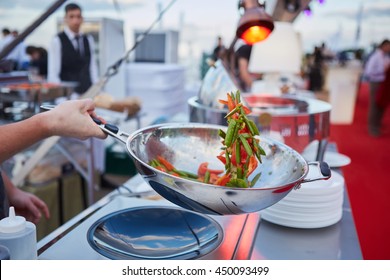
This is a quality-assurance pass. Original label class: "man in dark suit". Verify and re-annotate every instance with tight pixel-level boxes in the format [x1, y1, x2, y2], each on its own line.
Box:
[48, 3, 98, 95]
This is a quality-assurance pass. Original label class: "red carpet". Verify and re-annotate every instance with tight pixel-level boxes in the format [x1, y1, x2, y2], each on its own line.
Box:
[329, 82, 390, 260]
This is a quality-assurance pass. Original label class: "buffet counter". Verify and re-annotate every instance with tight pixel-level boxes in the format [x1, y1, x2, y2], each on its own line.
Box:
[37, 170, 362, 260]
[0, 78, 76, 120]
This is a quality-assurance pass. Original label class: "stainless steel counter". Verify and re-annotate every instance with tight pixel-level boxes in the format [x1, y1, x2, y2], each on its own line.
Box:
[37, 171, 362, 260]
[37, 178, 260, 260]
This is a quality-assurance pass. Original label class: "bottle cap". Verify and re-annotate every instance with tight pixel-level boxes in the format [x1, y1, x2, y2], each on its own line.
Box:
[0, 207, 26, 233]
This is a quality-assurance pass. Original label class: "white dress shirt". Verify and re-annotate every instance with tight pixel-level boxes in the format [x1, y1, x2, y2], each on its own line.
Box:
[364, 49, 390, 83]
[48, 26, 99, 84]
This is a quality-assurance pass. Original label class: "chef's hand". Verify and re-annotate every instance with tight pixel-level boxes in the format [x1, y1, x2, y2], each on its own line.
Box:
[2, 172, 50, 224]
[8, 187, 50, 224]
[44, 99, 107, 140]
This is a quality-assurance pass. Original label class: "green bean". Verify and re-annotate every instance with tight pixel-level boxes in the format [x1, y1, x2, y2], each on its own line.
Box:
[225, 104, 242, 119]
[250, 172, 262, 187]
[150, 159, 162, 168]
[218, 129, 226, 139]
[204, 170, 210, 184]
[235, 140, 241, 165]
[248, 119, 260, 135]
[235, 90, 241, 103]
[226, 178, 248, 188]
[230, 92, 235, 103]
[239, 134, 253, 157]
[225, 150, 231, 172]
[225, 119, 237, 147]
[254, 148, 263, 163]
[242, 115, 256, 136]
[174, 169, 198, 179]
[254, 141, 266, 156]
[237, 166, 243, 179]
[239, 133, 251, 138]
[231, 119, 242, 144]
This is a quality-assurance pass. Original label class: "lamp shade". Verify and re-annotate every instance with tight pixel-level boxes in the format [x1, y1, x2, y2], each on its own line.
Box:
[248, 22, 302, 74]
[236, 6, 274, 45]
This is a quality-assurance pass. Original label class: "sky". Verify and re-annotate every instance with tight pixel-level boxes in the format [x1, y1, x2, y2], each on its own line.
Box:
[1, 0, 389, 80]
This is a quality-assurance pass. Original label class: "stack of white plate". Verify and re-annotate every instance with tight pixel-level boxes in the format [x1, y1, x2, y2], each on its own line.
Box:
[261, 171, 345, 229]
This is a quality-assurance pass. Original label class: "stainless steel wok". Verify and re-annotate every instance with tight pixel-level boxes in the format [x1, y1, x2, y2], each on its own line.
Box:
[100, 122, 331, 215]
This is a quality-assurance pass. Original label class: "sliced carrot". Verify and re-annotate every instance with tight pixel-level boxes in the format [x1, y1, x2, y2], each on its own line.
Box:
[157, 155, 175, 171]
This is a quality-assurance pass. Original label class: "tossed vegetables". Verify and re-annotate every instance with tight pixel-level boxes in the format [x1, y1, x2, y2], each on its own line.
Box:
[149, 91, 265, 188]
[216, 91, 265, 188]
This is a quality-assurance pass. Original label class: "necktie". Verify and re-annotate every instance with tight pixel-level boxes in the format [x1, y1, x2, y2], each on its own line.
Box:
[74, 35, 82, 57]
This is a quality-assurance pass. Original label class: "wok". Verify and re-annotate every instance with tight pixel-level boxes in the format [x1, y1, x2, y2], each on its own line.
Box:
[99, 122, 331, 215]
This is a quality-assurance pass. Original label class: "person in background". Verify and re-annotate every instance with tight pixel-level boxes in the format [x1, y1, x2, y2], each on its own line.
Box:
[211, 36, 226, 62]
[308, 46, 324, 92]
[48, 3, 98, 95]
[0, 99, 107, 221]
[234, 43, 254, 92]
[26, 46, 48, 78]
[320, 42, 335, 62]
[363, 39, 390, 137]
[0, 29, 27, 71]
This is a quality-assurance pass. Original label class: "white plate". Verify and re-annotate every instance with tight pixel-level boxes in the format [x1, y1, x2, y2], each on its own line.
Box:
[302, 151, 351, 168]
[288, 171, 344, 197]
[273, 195, 344, 212]
[283, 189, 344, 203]
[261, 209, 343, 229]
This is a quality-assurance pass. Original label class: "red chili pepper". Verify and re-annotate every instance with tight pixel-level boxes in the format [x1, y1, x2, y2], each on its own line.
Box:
[242, 105, 251, 115]
[217, 155, 226, 165]
[209, 173, 219, 184]
[207, 168, 224, 175]
[218, 99, 228, 106]
[215, 174, 231, 186]
[247, 156, 258, 176]
[198, 162, 209, 176]
[198, 162, 224, 176]
[227, 93, 236, 111]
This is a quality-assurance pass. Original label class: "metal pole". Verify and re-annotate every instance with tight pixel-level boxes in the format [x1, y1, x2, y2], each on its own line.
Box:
[0, 0, 68, 60]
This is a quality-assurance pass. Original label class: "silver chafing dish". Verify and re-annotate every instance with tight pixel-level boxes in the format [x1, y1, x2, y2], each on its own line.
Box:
[189, 60, 331, 161]
[0, 78, 77, 120]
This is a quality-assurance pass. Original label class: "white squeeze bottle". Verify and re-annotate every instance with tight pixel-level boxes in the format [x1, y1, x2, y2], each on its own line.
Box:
[0, 207, 37, 260]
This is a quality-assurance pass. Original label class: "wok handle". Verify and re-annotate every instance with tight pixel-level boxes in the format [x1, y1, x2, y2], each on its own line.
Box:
[93, 120, 129, 144]
[301, 161, 331, 183]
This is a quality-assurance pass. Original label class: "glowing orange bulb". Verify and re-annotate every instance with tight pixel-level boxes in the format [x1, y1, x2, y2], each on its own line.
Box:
[241, 26, 272, 45]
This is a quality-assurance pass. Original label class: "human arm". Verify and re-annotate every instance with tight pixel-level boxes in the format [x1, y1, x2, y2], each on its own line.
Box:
[47, 36, 62, 83]
[0, 99, 106, 164]
[2, 171, 50, 224]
